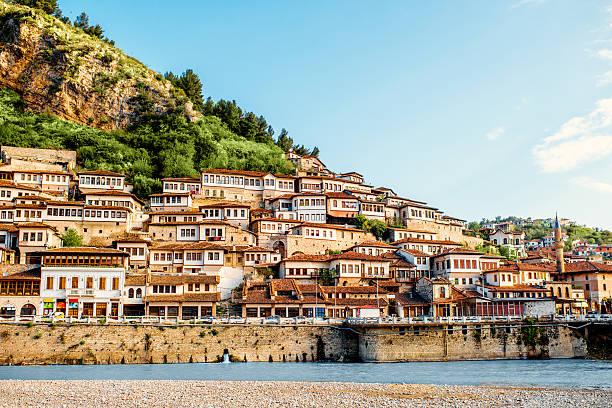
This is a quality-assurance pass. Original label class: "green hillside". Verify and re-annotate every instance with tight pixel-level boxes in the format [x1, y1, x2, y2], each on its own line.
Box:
[0, 88, 293, 198]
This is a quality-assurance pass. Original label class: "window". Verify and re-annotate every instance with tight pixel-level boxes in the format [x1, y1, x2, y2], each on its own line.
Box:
[46, 276, 53, 289]
[99, 278, 106, 290]
[72, 277, 79, 288]
[112, 278, 119, 290]
[59, 277, 65, 289]
[86, 277, 93, 289]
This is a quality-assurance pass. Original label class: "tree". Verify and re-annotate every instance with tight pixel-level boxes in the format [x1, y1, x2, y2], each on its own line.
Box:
[310, 146, 320, 157]
[320, 268, 337, 286]
[62, 229, 83, 247]
[292, 144, 309, 156]
[368, 220, 388, 240]
[498, 245, 518, 261]
[354, 215, 368, 230]
[73, 12, 114, 45]
[276, 128, 293, 152]
[11, 0, 59, 15]
[174, 69, 204, 111]
[468, 221, 481, 232]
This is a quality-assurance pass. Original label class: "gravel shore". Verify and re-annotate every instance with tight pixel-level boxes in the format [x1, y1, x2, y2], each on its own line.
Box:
[0, 380, 609, 408]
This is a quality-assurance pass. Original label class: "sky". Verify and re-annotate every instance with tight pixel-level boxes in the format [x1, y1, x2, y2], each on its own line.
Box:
[60, 0, 612, 229]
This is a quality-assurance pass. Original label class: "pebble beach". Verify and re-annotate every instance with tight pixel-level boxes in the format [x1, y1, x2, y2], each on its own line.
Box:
[0, 380, 609, 408]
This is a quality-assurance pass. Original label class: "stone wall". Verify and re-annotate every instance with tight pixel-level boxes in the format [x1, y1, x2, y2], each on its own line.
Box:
[403, 220, 483, 249]
[44, 220, 128, 246]
[269, 231, 376, 257]
[0, 323, 357, 365]
[0, 322, 591, 365]
[357, 323, 587, 362]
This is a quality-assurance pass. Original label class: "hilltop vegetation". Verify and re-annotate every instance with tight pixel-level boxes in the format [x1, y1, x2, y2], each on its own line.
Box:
[468, 217, 612, 249]
[0, 88, 293, 197]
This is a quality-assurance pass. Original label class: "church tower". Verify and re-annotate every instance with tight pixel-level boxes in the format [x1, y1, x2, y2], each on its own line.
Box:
[553, 213, 565, 274]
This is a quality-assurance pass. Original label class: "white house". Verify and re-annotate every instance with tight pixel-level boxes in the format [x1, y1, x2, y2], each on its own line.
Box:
[39, 247, 129, 318]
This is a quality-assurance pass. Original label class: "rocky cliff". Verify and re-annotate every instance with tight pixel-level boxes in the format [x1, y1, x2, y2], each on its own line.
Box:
[0, 2, 197, 131]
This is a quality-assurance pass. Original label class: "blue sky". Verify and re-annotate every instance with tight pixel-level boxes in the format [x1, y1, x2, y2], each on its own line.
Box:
[61, 0, 612, 229]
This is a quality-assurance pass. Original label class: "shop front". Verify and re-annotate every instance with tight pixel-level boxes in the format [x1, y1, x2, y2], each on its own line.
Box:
[43, 299, 54, 316]
[0, 303, 15, 318]
[68, 299, 79, 317]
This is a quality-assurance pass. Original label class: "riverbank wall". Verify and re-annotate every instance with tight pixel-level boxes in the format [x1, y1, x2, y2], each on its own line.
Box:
[0, 322, 592, 365]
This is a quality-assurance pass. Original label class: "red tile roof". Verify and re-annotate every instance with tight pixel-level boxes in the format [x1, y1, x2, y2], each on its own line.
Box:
[564, 261, 612, 273]
[328, 251, 390, 262]
[78, 170, 124, 177]
[150, 242, 225, 251]
[392, 238, 462, 246]
[351, 241, 397, 249]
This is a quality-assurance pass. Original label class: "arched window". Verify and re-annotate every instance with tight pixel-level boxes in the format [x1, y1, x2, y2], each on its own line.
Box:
[565, 287, 570, 298]
[439, 287, 446, 298]
[557, 288, 562, 297]
[20, 304, 36, 316]
[128, 288, 134, 298]
[136, 288, 142, 298]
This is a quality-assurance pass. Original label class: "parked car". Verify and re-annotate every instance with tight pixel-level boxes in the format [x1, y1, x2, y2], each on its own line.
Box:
[200, 315, 215, 324]
[264, 315, 281, 324]
[293, 316, 307, 324]
[228, 315, 245, 324]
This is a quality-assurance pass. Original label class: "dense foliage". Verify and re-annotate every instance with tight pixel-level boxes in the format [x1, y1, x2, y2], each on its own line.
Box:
[354, 214, 387, 240]
[61, 228, 82, 247]
[0, 89, 293, 198]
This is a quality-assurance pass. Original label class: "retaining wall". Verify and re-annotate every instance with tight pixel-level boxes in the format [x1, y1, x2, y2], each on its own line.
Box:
[0, 322, 591, 365]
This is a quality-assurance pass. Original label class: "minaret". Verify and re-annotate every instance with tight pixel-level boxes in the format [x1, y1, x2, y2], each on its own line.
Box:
[553, 213, 565, 274]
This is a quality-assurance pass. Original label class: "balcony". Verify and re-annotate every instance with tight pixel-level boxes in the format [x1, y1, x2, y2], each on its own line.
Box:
[66, 288, 96, 297]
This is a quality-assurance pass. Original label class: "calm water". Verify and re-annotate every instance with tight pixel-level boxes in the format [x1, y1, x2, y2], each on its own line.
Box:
[0, 360, 610, 388]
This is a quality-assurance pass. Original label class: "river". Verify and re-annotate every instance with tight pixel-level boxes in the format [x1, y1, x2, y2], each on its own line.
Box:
[0, 359, 610, 388]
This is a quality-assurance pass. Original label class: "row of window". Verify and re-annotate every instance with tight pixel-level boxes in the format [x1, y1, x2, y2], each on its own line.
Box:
[79, 176, 122, 187]
[303, 227, 334, 238]
[294, 198, 325, 207]
[151, 196, 186, 204]
[361, 203, 384, 213]
[490, 291, 545, 298]
[22, 232, 44, 242]
[152, 285, 176, 293]
[164, 183, 200, 193]
[120, 247, 145, 256]
[245, 253, 268, 262]
[46, 276, 120, 290]
[339, 264, 387, 275]
[152, 251, 221, 262]
[43, 255, 124, 266]
[323, 182, 343, 191]
[299, 213, 325, 222]
[87, 200, 134, 209]
[180, 228, 197, 238]
[396, 270, 427, 279]
[21, 173, 69, 183]
[202, 208, 247, 218]
[0, 280, 39, 296]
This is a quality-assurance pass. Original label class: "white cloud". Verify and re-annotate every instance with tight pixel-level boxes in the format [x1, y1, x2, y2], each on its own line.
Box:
[571, 176, 612, 193]
[532, 98, 612, 172]
[596, 70, 612, 86]
[510, 0, 547, 9]
[597, 49, 612, 60]
[486, 127, 504, 141]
